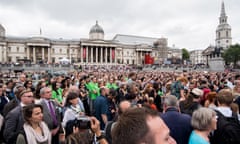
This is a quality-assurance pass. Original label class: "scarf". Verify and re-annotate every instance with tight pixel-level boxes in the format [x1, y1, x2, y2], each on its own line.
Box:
[70, 105, 83, 114]
[23, 121, 51, 144]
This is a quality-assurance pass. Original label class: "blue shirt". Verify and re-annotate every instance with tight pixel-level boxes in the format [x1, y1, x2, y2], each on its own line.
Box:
[161, 107, 192, 144]
[188, 131, 209, 144]
[94, 95, 108, 130]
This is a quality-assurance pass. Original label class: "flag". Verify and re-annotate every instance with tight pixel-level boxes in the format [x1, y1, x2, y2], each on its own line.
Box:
[40, 28, 42, 35]
[112, 48, 115, 59]
[83, 47, 86, 59]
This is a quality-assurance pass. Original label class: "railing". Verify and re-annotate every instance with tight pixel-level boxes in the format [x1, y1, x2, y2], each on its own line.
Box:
[0, 64, 74, 72]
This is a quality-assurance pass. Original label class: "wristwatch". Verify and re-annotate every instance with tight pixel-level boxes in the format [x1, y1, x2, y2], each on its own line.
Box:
[96, 133, 106, 141]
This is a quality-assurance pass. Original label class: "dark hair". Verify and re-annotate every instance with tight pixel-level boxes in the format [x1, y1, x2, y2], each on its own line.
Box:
[66, 130, 94, 144]
[65, 92, 79, 107]
[23, 104, 43, 124]
[112, 107, 158, 144]
[6, 79, 13, 86]
[109, 88, 117, 97]
[24, 80, 32, 88]
[35, 81, 45, 99]
[51, 81, 59, 95]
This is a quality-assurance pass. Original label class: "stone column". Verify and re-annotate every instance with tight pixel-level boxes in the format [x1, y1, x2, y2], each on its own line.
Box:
[101, 47, 103, 63]
[105, 47, 108, 63]
[42, 47, 45, 61]
[86, 46, 88, 63]
[0, 46, 3, 62]
[91, 46, 93, 63]
[110, 47, 112, 64]
[81, 46, 83, 63]
[122, 50, 124, 64]
[3, 46, 7, 62]
[96, 47, 98, 63]
[27, 47, 30, 59]
[33, 46, 36, 64]
[48, 47, 51, 63]
[136, 51, 138, 65]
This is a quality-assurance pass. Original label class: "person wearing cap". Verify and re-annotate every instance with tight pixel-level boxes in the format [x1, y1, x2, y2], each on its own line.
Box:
[179, 88, 203, 116]
[3, 89, 34, 143]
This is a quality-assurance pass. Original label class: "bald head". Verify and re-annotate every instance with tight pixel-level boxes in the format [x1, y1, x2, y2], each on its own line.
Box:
[118, 100, 131, 115]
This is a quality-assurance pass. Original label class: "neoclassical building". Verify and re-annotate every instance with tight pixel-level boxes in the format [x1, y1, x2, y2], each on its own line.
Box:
[0, 21, 181, 65]
[190, 50, 206, 65]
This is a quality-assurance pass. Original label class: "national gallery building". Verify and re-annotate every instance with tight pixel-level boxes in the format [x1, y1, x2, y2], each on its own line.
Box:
[0, 21, 182, 65]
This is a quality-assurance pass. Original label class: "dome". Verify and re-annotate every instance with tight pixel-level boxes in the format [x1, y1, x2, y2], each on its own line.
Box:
[89, 21, 104, 34]
[89, 21, 104, 40]
[0, 23, 6, 37]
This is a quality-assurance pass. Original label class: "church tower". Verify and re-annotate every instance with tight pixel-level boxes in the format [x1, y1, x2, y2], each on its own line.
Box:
[215, 1, 232, 49]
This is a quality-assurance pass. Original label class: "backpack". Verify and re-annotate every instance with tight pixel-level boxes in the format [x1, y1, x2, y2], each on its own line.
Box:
[105, 121, 117, 144]
[210, 110, 240, 144]
[170, 81, 181, 98]
[16, 130, 28, 144]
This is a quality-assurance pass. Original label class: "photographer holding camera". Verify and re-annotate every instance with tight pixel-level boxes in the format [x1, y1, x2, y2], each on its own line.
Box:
[62, 91, 85, 128]
[66, 116, 108, 144]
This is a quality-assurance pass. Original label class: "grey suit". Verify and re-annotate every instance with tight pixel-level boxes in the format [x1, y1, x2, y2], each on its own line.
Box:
[3, 105, 24, 143]
[39, 99, 62, 144]
[39, 99, 61, 130]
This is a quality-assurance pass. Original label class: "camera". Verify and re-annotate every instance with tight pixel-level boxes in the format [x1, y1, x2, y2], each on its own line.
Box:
[74, 116, 91, 129]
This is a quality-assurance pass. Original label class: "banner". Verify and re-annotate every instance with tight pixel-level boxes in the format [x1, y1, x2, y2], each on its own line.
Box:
[145, 54, 154, 64]
[83, 47, 86, 59]
[112, 48, 115, 59]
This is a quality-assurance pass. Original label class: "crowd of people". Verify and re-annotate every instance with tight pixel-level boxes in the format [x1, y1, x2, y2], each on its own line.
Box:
[0, 69, 240, 144]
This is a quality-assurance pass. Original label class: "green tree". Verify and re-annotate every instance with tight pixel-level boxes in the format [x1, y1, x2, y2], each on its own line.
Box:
[222, 44, 240, 68]
[182, 48, 190, 60]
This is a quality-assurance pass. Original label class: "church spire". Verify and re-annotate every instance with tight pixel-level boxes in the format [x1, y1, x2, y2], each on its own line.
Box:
[219, 1, 227, 24]
[221, 1, 226, 17]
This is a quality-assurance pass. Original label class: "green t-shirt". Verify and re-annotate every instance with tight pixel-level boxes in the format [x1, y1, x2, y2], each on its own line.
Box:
[87, 82, 100, 100]
[106, 82, 118, 90]
[52, 88, 63, 103]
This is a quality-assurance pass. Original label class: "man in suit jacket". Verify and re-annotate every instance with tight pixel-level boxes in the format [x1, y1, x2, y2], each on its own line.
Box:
[160, 95, 192, 144]
[2, 84, 25, 117]
[3, 90, 34, 143]
[39, 87, 61, 144]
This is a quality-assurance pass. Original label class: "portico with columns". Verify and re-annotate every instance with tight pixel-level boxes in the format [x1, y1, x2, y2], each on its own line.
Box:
[80, 40, 117, 65]
[27, 41, 51, 64]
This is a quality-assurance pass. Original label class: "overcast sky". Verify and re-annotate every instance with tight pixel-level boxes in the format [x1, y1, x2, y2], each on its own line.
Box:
[0, 0, 239, 51]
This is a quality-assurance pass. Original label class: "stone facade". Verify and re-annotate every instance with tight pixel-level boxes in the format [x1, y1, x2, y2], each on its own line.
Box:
[190, 50, 206, 65]
[0, 22, 182, 65]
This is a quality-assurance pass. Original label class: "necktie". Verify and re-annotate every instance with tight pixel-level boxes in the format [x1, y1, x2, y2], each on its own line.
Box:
[48, 101, 58, 126]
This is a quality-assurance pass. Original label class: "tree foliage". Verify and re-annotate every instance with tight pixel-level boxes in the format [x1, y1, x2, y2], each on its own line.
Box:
[182, 48, 190, 60]
[222, 44, 240, 68]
